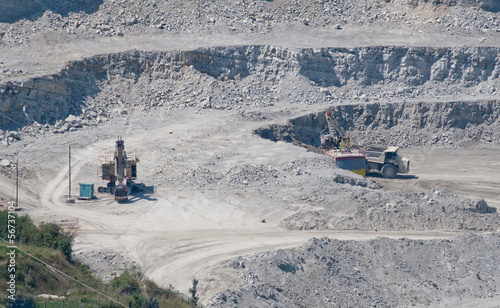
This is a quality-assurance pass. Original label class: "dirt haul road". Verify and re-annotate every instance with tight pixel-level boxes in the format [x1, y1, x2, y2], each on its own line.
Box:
[4, 24, 500, 84]
[369, 147, 500, 209]
[0, 107, 497, 303]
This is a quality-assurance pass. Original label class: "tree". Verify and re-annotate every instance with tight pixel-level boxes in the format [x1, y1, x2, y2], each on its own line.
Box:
[132, 294, 159, 308]
[6, 292, 36, 308]
[189, 279, 199, 304]
[0, 211, 74, 260]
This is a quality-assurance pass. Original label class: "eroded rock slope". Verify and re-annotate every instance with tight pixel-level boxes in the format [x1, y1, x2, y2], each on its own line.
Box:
[2, 46, 500, 136]
[258, 100, 500, 149]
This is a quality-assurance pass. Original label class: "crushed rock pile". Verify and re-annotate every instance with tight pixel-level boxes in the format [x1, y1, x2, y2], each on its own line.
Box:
[1, 0, 499, 46]
[280, 186, 499, 231]
[72, 250, 139, 282]
[209, 233, 500, 308]
[154, 150, 498, 232]
[158, 157, 380, 206]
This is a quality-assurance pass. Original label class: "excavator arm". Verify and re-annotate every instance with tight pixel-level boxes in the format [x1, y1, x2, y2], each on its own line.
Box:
[324, 109, 350, 150]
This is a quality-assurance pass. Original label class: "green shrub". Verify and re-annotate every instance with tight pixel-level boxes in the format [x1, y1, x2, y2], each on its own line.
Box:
[133, 294, 160, 308]
[111, 267, 141, 294]
[6, 292, 36, 308]
[0, 211, 74, 260]
[189, 279, 199, 304]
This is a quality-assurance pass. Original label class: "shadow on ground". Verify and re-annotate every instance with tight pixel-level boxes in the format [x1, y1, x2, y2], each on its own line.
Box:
[480, 0, 500, 13]
[0, 0, 103, 23]
[127, 185, 156, 203]
[366, 172, 419, 180]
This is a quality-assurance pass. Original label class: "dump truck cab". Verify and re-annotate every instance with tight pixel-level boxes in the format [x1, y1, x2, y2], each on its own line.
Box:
[364, 146, 410, 178]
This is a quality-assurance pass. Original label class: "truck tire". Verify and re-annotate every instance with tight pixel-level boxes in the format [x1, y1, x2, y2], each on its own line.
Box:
[381, 164, 397, 179]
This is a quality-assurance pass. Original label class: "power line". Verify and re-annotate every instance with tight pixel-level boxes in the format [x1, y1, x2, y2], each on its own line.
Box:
[0, 110, 26, 128]
[0, 237, 127, 307]
[0, 237, 204, 307]
[0, 110, 38, 138]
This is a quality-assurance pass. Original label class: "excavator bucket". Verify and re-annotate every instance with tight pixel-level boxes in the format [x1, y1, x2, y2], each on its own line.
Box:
[114, 185, 128, 202]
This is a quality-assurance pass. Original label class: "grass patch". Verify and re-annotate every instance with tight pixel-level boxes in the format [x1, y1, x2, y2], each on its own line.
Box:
[0, 241, 196, 307]
[0, 209, 199, 307]
[0, 210, 74, 260]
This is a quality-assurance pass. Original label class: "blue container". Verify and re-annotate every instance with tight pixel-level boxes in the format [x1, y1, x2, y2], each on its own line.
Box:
[79, 183, 95, 199]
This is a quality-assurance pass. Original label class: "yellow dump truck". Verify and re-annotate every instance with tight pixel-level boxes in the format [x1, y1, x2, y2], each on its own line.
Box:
[363, 146, 410, 178]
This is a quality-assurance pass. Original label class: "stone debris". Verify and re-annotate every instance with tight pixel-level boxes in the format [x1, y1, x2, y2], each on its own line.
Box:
[64, 114, 82, 127]
[72, 250, 139, 283]
[279, 187, 499, 231]
[209, 233, 500, 307]
[0, 0, 499, 47]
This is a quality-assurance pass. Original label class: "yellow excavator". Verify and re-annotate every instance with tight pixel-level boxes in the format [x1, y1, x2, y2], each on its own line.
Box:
[98, 137, 139, 202]
[320, 108, 350, 151]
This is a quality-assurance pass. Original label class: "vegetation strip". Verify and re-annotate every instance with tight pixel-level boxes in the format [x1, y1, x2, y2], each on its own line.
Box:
[0, 237, 128, 307]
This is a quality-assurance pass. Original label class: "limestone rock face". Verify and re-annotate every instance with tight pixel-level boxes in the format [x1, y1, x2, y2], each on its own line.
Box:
[261, 100, 500, 148]
[2, 46, 500, 130]
[479, 0, 500, 11]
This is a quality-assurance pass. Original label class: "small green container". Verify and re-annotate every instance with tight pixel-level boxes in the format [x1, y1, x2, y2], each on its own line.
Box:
[79, 183, 95, 199]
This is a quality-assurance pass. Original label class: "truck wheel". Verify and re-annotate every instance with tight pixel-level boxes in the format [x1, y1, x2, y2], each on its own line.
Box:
[381, 164, 397, 179]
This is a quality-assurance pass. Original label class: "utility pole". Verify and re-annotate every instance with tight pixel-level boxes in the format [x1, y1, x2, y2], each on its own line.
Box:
[69, 146, 71, 198]
[66, 146, 75, 203]
[15, 159, 18, 209]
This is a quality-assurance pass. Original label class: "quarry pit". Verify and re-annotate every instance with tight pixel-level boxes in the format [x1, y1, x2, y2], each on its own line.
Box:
[1, 0, 500, 306]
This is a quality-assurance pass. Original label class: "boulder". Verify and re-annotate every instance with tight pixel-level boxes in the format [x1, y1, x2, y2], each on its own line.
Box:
[8, 131, 20, 140]
[475, 199, 496, 213]
[65, 115, 82, 126]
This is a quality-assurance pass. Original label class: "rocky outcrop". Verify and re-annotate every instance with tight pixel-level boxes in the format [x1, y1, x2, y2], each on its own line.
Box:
[2, 46, 500, 131]
[258, 100, 500, 148]
[0, 0, 102, 23]
[478, 0, 500, 11]
[0, 72, 99, 128]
